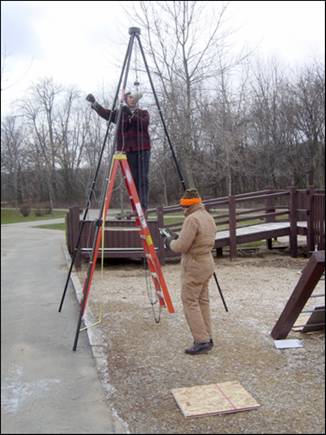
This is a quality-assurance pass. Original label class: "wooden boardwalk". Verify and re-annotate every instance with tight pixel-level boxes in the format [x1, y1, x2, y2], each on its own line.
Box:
[215, 221, 307, 247]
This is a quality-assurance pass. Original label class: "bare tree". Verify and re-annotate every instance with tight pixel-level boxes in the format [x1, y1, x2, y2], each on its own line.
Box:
[18, 78, 63, 207]
[129, 0, 233, 187]
[291, 63, 325, 186]
[1, 116, 26, 205]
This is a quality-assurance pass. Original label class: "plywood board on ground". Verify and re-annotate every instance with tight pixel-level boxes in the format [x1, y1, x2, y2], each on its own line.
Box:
[274, 339, 303, 349]
[171, 381, 260, 418]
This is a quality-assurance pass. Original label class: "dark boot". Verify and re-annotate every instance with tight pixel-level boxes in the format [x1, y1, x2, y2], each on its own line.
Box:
[185, 341, 212, 355]
[193, 338, 214, 348]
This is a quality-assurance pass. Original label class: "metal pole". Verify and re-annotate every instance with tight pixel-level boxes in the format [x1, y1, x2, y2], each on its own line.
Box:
[135, 33, 187, 191]
[72, 31, 136, 351]
[58, 31, 134, 313]
[213, 273, 228, 312]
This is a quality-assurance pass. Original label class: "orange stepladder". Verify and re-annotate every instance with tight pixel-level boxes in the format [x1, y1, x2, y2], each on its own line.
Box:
[73, 152, 175, 350]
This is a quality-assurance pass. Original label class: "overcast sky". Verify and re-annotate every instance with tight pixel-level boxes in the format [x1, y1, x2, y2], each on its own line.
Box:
[1, 0, 325, 116]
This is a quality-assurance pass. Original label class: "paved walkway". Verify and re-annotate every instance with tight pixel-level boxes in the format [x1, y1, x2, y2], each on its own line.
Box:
[1, 220, 127, 434]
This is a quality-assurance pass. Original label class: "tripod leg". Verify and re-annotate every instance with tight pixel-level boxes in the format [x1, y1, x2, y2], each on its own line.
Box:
[71, 32, 137, 349]
[213, 272, 228, 312]
[135, 34, 187, 191]
[59, 31, 135, 313]
[72, 224, 102, 351]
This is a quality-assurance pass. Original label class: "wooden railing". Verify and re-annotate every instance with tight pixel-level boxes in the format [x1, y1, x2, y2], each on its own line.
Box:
[66, 208, 163, 268]
[147, 187, 325, 259]
[66, 187, 325, 265]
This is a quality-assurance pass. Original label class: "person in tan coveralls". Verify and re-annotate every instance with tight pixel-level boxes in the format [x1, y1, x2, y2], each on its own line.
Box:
[165, 188, 217, 355]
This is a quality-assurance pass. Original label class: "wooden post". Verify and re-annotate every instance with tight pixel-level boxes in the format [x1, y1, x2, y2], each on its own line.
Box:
[66, 208, 73, 254]
[289, 187, 298, 257]
[306, 186, 315, 252]
[70, 206, 81, 269]
[265, 186, 275, 250]
[157, 206, 164, 229]
[229, 195, 237, 258]
[156, 206, 165, 265]
[271, 251, 325, 339]
[216, 247, 223, 257]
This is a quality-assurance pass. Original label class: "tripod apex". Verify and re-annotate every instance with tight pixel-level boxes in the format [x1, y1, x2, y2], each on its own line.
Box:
[129, 27, 141, 35]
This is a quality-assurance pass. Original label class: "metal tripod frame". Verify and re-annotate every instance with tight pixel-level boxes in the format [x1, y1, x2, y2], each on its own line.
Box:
[59, 26, 228, 350]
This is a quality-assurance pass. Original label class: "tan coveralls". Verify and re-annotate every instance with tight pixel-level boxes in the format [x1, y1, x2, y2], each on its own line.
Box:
[170, 203, 217, 343]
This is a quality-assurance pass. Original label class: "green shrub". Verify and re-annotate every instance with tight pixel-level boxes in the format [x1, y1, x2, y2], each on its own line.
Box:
[19, 205, 31, 217]
[34, 208, 46, 217]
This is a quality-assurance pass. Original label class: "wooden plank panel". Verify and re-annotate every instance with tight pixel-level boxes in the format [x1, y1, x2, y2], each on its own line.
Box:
[271, 251, 325, 339]
[302, 306, 325, 332]
[171, 381, 260, 418]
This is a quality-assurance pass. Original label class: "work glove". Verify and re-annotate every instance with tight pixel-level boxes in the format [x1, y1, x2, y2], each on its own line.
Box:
[86, 93, 96, 104]
[165, 236, 176, 250]
[160, 228, 178, 249]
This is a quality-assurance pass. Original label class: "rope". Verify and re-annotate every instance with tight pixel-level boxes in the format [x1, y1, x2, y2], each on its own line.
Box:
[134, 71, 162, 323]
[144, 265, 162, 323]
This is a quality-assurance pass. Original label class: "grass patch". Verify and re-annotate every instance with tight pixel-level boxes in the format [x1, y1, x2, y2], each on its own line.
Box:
[34, 223, 66, 231]
[1, 208, 67, 224]
[164, 215, 184, 225]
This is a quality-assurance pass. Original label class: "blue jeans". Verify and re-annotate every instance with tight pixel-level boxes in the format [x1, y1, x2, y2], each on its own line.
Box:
[126, 150, 150, 210]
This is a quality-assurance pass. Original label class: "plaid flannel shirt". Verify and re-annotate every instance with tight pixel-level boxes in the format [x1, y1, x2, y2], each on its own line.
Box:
[92, 103, 150, 152]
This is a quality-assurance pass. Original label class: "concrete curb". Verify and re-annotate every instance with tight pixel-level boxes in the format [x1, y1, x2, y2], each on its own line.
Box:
[62, 246, 130, 434]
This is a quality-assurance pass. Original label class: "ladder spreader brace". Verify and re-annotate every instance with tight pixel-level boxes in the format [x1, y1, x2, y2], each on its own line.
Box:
[72, 153, 175, 351]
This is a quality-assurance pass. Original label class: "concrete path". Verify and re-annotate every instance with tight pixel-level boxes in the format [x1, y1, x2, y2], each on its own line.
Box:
[1, 220, 127, 434]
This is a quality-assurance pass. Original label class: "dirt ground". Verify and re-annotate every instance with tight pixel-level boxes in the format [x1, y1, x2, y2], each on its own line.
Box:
[78, 250, 325, 434]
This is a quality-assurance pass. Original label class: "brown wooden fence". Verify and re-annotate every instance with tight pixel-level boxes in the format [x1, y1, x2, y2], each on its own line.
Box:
[66, 187, 325, 266]
[66, 209, 164, 268]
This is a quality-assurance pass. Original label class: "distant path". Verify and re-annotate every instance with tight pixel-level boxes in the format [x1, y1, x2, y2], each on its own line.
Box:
[1, 221, 127, 434]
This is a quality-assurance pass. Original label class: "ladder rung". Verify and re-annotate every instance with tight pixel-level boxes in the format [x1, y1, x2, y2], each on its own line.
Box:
[104, 227, 139, 232]
[81, 247, 159, 252]
[293, 322, 325, 329]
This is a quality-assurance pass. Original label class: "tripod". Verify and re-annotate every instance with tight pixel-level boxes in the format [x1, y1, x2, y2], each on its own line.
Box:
[59, 27, 228, 351]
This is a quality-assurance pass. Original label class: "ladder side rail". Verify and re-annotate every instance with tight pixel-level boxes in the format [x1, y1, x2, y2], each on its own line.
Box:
[135, 33, 186, 191]
[73, 159, 122, 350]
[72, 157, 120, 350]
[120, 158, 175, 313]
[118, 156, 167, 307]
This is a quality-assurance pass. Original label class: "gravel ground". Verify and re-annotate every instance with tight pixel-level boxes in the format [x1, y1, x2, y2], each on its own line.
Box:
[78, 251, 325, 434]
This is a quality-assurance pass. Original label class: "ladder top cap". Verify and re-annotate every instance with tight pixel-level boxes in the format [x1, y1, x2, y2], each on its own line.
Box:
[129, 27, 141, 35]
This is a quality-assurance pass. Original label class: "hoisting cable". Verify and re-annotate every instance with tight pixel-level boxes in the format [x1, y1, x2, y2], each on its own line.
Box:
[97, 30, 137, 278]
[133, 41, 161, 323]
[138, 84, 162, 323]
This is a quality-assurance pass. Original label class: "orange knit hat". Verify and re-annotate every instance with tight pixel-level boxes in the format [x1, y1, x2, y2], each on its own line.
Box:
[179, 188, 202, 207]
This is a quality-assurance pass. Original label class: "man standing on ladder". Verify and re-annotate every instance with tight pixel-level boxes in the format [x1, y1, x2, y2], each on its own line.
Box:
[86, 90, 151, 214]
